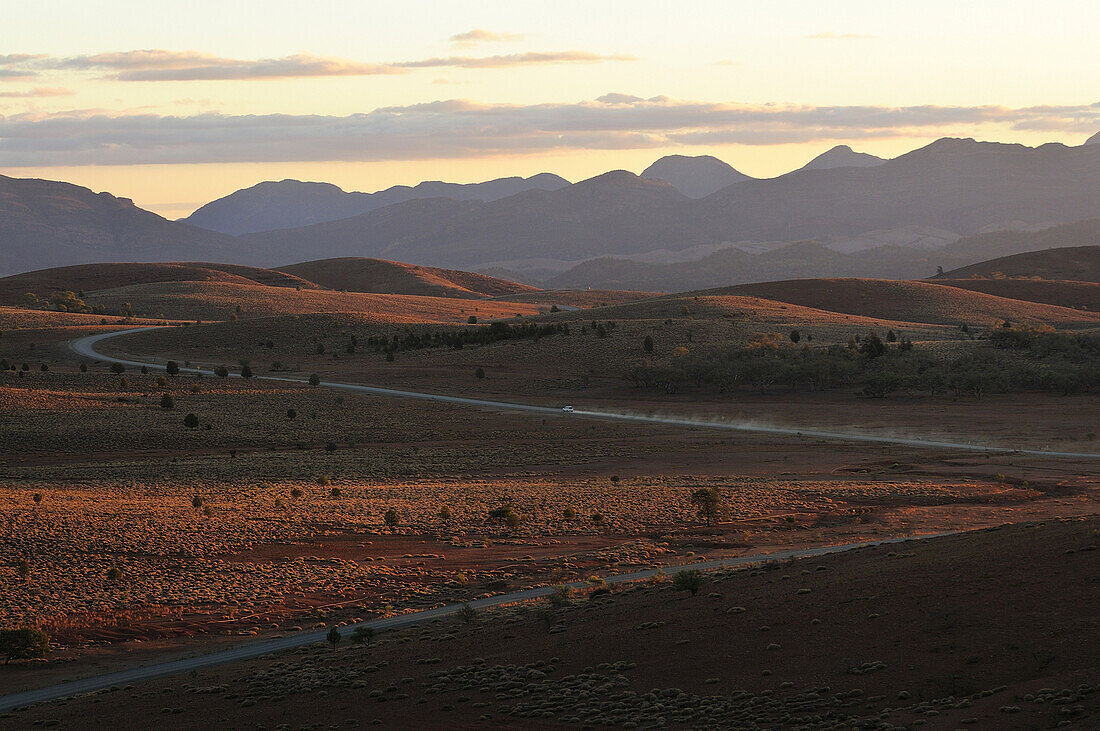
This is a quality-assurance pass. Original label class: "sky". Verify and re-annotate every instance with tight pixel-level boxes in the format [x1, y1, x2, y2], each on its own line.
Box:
[1, 0, 1098, 218]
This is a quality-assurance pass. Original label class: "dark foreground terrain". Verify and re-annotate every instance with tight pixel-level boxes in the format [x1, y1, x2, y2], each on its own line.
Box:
[3, 517, 1097, 729]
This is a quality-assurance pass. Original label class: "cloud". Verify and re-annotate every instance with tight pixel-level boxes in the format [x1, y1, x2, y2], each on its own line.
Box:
[12, 48, 631, 81]
[449, 29, 525, 46]
[808, 31, 878, 40]
[0, 87, 73, 98]
[2, 96, 1097, 166]
[395, 51, 636, 69]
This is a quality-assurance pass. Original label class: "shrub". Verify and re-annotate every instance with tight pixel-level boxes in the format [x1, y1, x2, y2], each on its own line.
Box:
[240, 364, 254, 379]
[214, 366, 229, 378]
[790, 329, 801, 343]
[106, 567, 123, 582]
[673, 569, 704, 596]
[0, 628, 49, 664]
[109, 362, 125, 374]
[290, 488, 304, 498]
[329, 487, 341, 498]
[32, 493, 42, 505]
[475, 367, 485, 379]
[16, 559, 29, 580]
[467, 315, 478, 324]
[562, 508, 576, 520]
[308, 373, 321, 386]
[438, 505, 452, 521]
[351, 626, 375, 645]
[140, 366, 148, 374]
[459, 604, 478, 624]
[166, 360, 179, 376]
[79, 363, 87, 373]
[191, 494, 203, 508]
[160, 393, 175, 409]
[286, 408, 297, 419]
[504, 512, 521, 529]
[643, 335, 654, 354]
[548, 585, 572, 608]
[39, 363, 48, 372]
[383, 508, 399, 529]
[590, 512, 605, 526]
[183, 413, 199, 429]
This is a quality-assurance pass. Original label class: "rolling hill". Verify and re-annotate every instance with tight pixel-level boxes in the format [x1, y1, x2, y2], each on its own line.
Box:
[0, 174, 236, 277]
[0, 262, 320, 305]
[938, 242, 1100, 282]
[640, 154, 753, 197]
[184, 173, 569, 235]
[277, 257, 537, 299]
[929, 278, 1100, 311]
[711, 278, 1100, 327]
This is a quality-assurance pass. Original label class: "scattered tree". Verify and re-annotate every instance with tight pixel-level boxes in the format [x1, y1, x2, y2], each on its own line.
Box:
[183, 413, 199, 429]
[160, 393, 175, 409]
[459, 603, 478, 624]
[326, 626, 341, 650]
[240, 364, 253, 379]
[109, 363, 125, 374]
[16, 559, 30, 580]
[562, 507, 576, 521]
[106, 567, 123, 582]
[191, 494, 203, 508]
[438, 505, 452, 521]
[467, 315, 478, 324]
[643, 335, 654, 354]
[383, 508, 399, 530]
[351, 626, 375, 645]
[475, 367, 485, 379]
[286, 408, 297, 419]
[214, 366, 229, 378]
[790, 329, 801, 344]
[79, 363, 87, 373]
[308, 373, 321, 386]
[689, 487, 721, 525]
[32, 493, 42, 505]
[0, 628, 49, 664]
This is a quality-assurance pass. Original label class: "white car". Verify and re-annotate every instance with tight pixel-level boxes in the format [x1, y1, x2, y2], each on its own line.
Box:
[561, 405, 575, 413]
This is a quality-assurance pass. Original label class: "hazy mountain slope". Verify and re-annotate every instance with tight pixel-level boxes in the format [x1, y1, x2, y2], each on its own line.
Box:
[640, 155, 753, 197]
[939, 244, 1100, 282]
[0, 174, 236, 277]
[1086, 131, 1100, 145]
[799, 145, 885, 171]
[237, 197, 485, 266]
[184, 173, 569, 235]
[244, 171, 716, 269]
[277, 257, 537, 299]
[0, 262, 320, 304]
[694, 138, 1100, 242]
[932, 220, 1100, 275]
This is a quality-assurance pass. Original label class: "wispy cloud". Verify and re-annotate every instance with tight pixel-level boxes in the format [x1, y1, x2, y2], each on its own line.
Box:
[808, 31, 878, 40]
[396, 51, 636, 69]
[0, 86, 73, 98]
[449, 29, 525, 46]
[2, 96, 1096, 166]
[5, 48, 632, 82]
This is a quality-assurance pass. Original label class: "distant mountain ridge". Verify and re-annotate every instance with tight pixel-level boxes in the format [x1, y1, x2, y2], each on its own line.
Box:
[640, 154, 753, 197]
[799, 145, 885, 171]
[183, 173, 570, 235]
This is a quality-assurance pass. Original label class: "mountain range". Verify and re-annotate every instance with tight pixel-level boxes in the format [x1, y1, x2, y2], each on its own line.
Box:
[2, 136, 1100, 286]
[183, 173, 570, 235]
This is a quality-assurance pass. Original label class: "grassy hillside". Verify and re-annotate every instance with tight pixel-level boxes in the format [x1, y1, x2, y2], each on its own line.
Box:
[278, 257, 537, 299]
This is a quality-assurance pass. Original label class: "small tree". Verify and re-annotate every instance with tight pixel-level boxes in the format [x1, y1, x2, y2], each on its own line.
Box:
[79, 362, 88, 373]
[504, 511, 521, 530]
[459, 603, 478, 624]
[438, 505, 452, 521]
[326, 626, 341, 651]
[184, 413, 199, 429]
[643, 335, 654, 354]
[160, 393, 175, 409]
[286, 408, 297, 419]
[0, 628, 50, 664]
[790, 329, 801, 344]
[240, 364, 254, 379]
[308, 373, 321, 386]
[590, 512, 605, 527]
[191, 494, 203, 508]
[673, 569, 704, 596]
[351, 626, 375, 645]
[32, 493, 42, 505]
[562, 507, 576, 521]
[16, 559, 30, 580]
[109, 362, 125, 374]
[166, 360, 179, 376]
[886, 330, 897, 343]
[383, 508, 399, 530]
[689, 487, 721, 526]
[467, 315, 478, 324]
[106, 567, 123, 582]
[475, 367, 485, 379]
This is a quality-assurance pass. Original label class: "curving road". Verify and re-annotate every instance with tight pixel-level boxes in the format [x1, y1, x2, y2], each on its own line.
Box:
[70, 327, 1100, 461]
[0, 532, 954, 713]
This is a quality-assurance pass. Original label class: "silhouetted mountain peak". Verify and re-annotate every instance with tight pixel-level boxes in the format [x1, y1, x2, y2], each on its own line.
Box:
[641, 154, 752, 198]
[1086, 131, 1100, 146]
[800, 144, 885, 171]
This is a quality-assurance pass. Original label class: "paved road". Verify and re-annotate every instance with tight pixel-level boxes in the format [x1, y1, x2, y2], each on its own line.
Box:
[70, 327, 1100, 461]
[0, 532, 953, 713]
